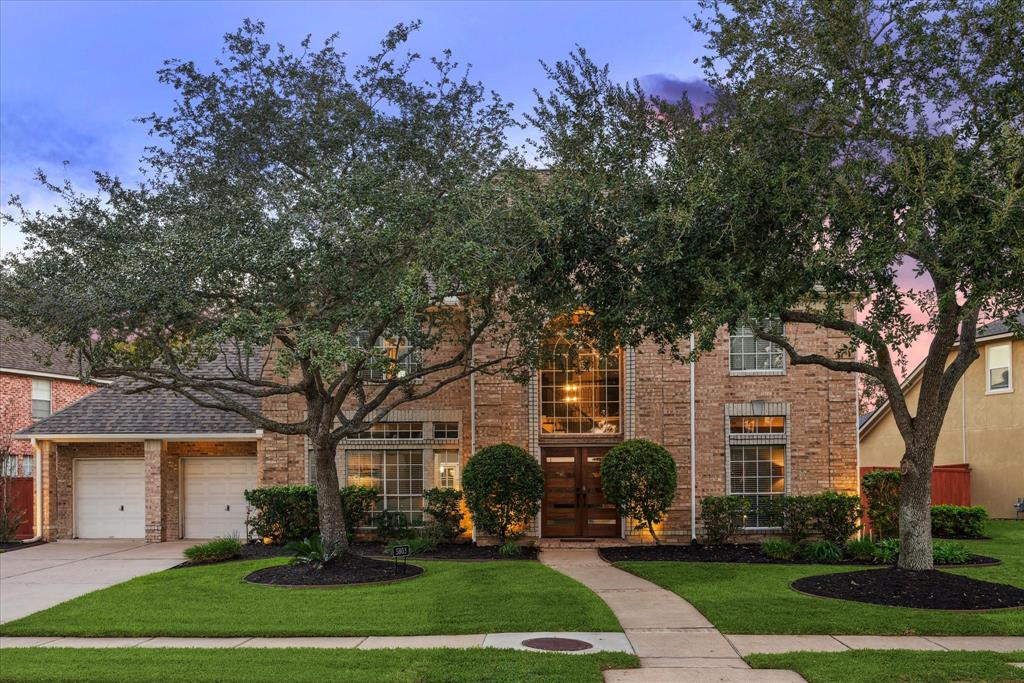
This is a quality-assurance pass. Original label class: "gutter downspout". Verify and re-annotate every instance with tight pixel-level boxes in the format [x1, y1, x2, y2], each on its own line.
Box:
[961, 380, 967, 464]
[23, 438, 43, 544]
[689, 334, 697, 542]
[470, 346, 477, 544]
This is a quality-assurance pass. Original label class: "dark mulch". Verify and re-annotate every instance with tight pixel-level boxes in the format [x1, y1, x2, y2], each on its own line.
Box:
[792, 568, 1024, 611]
[353, 542, 539, 561]
[599, 543, 998, 567]
[0, 540, 44, 553]
[245, 552, 423, 587]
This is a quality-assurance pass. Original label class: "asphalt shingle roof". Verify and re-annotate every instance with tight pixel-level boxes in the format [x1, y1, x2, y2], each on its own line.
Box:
[977, 312, 1024, 339]
[0, 319, 87, 378]
[16, 354, 263, 437]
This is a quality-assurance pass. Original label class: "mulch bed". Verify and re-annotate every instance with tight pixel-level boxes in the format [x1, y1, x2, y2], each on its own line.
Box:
[792, 568, 1024, 611]
[0, 540, 44, 553]
[353, 542, 539, 561]
[245, 552, 423, 587]
[599, 543, 998, 567]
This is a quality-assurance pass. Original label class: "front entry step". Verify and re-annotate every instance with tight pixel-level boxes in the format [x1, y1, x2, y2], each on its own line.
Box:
[537, 538, 631, 549]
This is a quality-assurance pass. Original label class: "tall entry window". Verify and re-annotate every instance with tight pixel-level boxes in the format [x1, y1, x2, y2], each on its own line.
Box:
[540, 339, 621, 435]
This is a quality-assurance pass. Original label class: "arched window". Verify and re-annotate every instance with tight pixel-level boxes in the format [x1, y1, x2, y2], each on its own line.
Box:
[539, 339, 621, 435]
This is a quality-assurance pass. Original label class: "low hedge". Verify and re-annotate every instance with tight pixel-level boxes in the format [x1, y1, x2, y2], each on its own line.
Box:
[931, 504, 988, 538]
[244, 485, 379, 543]
[862, 470, 988, 539]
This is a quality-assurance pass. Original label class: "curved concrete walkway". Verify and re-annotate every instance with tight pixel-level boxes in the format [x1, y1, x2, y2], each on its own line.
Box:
[540, 548, 805, 682]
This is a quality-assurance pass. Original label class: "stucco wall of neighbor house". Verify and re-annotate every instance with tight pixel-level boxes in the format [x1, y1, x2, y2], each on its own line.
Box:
[860, 337, 1024, 518]
[0, 372, 96, 467]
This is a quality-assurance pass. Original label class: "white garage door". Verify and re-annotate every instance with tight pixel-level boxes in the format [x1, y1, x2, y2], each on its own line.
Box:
[183, 457, 257, 539]
[75, 459, 146, 539]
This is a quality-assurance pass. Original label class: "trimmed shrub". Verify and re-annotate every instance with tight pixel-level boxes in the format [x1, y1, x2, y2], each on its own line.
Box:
[601, 439, 677, 544]
[861, 470, 901, 538]
[376, 510, 411, 541]
[463, 444, 544, 543]
[244, 485, 379, 543]
[183, 536, 243, 563]
[872, 537, 900, 564]
[766, 495, 818, 544]
[933, 540, 972, 565]
[845, 537, 876, 562]
[761, 539, 799, 560]
[812, 491, 862, 547]
[700, 495, 750, 545]
[931, 505, 987, 538]
[499, 539, 523, 557]
[801, 539, 843, 563]
[423, 487, 465, 544]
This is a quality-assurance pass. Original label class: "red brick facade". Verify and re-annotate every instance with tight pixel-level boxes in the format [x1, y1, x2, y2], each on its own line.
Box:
[1, 371, 96, 471]
[27, 320, 857, 543]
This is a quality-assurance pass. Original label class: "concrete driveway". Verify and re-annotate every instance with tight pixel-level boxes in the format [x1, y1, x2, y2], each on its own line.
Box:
[0, 541, 192, 623]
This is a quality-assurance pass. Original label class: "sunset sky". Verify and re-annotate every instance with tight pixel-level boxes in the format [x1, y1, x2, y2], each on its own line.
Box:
[0, 1, 935, 375]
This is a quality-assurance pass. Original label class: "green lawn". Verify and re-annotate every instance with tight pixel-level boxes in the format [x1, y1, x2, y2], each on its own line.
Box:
[0, 559, 620, 637]
[746, 650, 1024, 683]
[0, 648, 639, 683]
[616, 520, 1024, 635]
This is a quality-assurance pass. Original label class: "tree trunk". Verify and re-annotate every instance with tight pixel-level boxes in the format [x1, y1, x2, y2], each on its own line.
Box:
[898, 444, 934, 570]
[647, 519, 660, 546]
[313, 441, 348, 550]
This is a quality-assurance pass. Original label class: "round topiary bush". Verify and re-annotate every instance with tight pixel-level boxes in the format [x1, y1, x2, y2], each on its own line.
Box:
[462, 443, 544, 543]
[601, 439, 677, 544]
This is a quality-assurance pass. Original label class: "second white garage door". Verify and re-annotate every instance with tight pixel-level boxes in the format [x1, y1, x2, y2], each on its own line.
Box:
[182, 457, 257, 539]
[75, 459, 146, 539]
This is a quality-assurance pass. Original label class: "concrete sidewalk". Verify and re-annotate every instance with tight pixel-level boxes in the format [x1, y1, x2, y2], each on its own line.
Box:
[540, 548, 806, 682]
[727, 634, 1024, 655]
[0, 541, 193, 624]
[0, 632, 634, 654]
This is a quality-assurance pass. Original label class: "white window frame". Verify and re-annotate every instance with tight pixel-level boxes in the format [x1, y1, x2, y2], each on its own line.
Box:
[31, 378, 52, 420]
[724, 403, 790, 530]
[435, 448, 461, 489]
[729, 321, 786, 376]
[985, 343, 1012, 394]
[344, 448, 425, 527]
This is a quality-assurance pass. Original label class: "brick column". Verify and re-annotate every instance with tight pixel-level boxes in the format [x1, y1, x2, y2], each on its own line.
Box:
[37, 440, 59, 541]
[144, 439, 167, 542]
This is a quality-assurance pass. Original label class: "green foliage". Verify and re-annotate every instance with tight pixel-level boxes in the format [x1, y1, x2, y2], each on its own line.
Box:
[244, 485, 379, 543]
[861, 471, 901, 539]
[932, 540, 972, 565]
[386, 537, 436, 556]
[811, 492, 862, 547]
[182, 536, 243, 563]
[767, 495, 818, 544]
[499, 539, 523, 557]
[801, 540, 843, 564]
[375, 511, 412, 542]
[700, 496, 750, 545]
[423, 487, 465, 544]
[872, 538, 901, 564]
[462, 444, 544, 544]
[600, 439, 677, 544]
[931, 505, 988, 538]
[286, 535, 343, 570]
[845, 537, 877, 562]
[760, 539, 799, 560]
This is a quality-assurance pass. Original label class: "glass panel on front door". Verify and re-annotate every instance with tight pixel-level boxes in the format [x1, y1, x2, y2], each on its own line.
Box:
[541, 447, 620, 538]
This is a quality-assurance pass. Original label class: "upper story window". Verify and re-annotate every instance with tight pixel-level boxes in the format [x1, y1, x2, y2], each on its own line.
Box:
[986, 343, 1012, 393]
[355, 334, 420, 382]
[729, 321, 785, 375]
[356, 422, 424, 440]
[540, 338, 621, 435]
[31, 379, 52, 420]
[433, 422, 459, 439]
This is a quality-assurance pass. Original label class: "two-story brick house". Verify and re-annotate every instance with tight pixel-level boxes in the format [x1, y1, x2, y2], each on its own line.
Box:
[1, 320, 102, 477]
[16, 318, 858, 544]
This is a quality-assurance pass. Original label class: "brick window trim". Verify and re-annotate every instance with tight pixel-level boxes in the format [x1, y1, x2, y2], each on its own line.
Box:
[724, 402, 790, 531]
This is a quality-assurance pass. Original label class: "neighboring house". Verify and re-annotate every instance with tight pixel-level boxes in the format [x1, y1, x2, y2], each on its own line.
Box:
[15, 318, 858, 543]
[859, 314, 1024, 519]
[1, 320, 102, 477]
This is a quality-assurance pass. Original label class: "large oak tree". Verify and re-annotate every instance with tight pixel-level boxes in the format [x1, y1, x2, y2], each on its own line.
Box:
[1, 21, 550, 550]
[530, 0, 1023, 569]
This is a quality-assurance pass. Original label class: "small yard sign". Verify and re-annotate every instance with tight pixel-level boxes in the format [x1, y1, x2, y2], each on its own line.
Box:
[392, 544, 410, 572]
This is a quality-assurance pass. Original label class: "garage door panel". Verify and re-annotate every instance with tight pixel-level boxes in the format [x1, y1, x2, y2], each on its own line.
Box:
[183, 458, 256, 539]
[75, 459, 145, 539]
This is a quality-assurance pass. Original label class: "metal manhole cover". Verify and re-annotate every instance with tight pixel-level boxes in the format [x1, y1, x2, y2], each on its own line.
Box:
[521, 637, 593, 652]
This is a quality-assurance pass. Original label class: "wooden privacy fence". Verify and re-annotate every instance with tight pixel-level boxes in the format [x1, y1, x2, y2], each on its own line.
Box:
[859, 463, 972, 533]
[1, 477, 35, 540]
